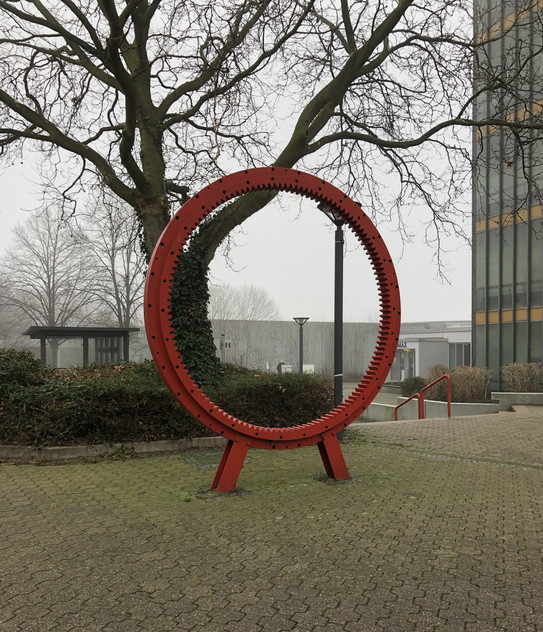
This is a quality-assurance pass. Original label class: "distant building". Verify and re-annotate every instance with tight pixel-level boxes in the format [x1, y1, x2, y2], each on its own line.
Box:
[391, 321, 471, 381]
[76, 319, 470, 381]
[211, 319, 469, 382]
[210, 319, 379, 380]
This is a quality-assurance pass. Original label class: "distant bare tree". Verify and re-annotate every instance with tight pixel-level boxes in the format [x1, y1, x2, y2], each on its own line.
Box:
[1, 208, 96, 328]
[78, 197, 145, 328]
[209, 283, 280, 321]
[0, 208, 98, 363]
[0, 272, 24, 348]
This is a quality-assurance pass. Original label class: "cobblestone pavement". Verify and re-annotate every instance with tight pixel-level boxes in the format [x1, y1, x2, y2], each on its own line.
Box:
[2, 407, 543, 631]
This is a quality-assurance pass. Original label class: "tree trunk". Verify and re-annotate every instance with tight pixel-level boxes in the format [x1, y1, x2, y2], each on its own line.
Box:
[135, 194, 171, 259]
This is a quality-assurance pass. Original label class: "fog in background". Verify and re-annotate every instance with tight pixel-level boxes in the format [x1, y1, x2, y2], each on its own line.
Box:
[0, 162, 471, 326]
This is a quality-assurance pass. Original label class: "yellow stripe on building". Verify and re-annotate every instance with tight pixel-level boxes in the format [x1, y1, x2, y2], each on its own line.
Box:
[475, 307, 543, 324]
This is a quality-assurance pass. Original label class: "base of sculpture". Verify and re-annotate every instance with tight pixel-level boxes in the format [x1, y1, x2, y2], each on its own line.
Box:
[211, 432, 349, 493]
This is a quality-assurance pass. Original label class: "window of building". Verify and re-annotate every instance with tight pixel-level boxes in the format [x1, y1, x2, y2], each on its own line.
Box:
[531, 218, 543, 307]
[501, 322, 514, 365]
[390, 348, 416, 382]
[515, 321, 528, 363]
[475, 231, 487, 311]
[501, 225, 514, 310]
[474, 324, 487, 367]
[529, 321, 543, 363]
[515, 223, 529, 308]
[488, 228, 500, 310]
[488, 323, 500, 384]
[449, 343, 471, 370]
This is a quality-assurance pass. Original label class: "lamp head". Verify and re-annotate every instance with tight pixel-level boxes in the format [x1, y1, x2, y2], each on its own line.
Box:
[317, 202, 344, 226]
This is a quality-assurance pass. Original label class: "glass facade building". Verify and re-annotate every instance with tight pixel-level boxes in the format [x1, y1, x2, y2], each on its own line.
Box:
[473, 0, 543, 388]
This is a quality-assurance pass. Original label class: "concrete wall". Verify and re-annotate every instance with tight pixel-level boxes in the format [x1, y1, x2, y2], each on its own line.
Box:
[491, 392, 543, 407]
[358, 398, 503, 422]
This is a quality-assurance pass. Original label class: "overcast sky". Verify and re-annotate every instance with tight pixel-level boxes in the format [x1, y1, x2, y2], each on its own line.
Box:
[0, 162, 472, 325]
[0, 164, 39, 245]
[208, 193, 472, 323]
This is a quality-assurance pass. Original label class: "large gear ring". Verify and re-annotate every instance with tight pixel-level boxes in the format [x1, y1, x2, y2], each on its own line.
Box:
[145, 167, 401, 491]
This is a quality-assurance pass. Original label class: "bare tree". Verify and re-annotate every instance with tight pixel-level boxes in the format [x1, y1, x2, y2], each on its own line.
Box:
[1, 1, 541, 254]
[0, 0, 313, 253]
[0, 208, 99, 363]
[78, 196, 145, 327]
[0, 272, 25, 348]
[1, 0, 542, 380]
[1, 208, 97, 328]
[209, 283, 280, 320]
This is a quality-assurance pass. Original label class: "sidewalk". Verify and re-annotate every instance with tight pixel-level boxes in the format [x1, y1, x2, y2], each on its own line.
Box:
[1, 406, 543, 631]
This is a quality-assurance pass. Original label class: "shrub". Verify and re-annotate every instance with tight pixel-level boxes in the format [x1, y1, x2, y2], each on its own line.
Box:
[208, 371, 334, 427]
[400, 376, 426, 397]
[0, 348, 49, 398]
[449, 366, 491, 403]
[423, 364, 491, 403]
[221, 363, 255, 377]
[0, 360, 208, 446]
[424, 364, 449, 401]
[0, 360, 335, 446]
[501, 363, 543, 392]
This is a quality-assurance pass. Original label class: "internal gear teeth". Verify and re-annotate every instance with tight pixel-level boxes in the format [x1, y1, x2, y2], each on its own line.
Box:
[146, 166, 400, 451]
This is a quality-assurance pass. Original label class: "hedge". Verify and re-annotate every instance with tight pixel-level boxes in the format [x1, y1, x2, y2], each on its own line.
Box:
[210, 365, 334, 428]
[0, 352, 334, 447]
[0, 359, 206, 446]
[501, 363, 543, 392]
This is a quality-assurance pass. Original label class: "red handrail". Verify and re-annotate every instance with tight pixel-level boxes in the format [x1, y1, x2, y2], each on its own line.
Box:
[421, 374, 451, 419]
[394, 392, 424, 420]
[394, 374, 451, 421]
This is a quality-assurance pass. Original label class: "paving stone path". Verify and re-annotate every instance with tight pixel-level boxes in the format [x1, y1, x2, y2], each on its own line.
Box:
[1, 407, 543, 631]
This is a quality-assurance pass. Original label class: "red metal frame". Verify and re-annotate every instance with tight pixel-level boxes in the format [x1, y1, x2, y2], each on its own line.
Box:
[394, 392, 423, 421]
[145, 167, 401, 491]
[421, 374, 451, 419]
[394, 374, 451, 421]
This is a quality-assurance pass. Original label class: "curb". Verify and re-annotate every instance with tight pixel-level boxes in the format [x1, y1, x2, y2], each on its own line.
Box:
[0, 436, 228, 462]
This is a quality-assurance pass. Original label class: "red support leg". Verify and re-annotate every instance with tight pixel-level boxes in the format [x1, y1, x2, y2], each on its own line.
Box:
[211, 440, 234, 490]
[318, 441, 335, 478]
[317, 433, 350, 480]
[211, 440, 249, 492]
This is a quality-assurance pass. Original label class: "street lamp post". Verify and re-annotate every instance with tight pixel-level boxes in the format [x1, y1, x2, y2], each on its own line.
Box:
[293, 317, 309, 374]
[317, 203, 345, 412]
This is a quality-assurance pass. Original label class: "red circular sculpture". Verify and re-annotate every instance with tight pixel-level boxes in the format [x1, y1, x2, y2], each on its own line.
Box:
[145, 167, 401, 491]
